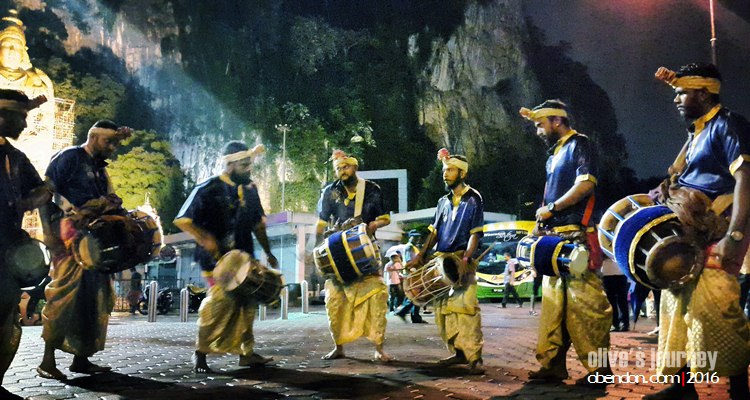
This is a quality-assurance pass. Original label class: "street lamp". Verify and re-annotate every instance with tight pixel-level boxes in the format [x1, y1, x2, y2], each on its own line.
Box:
[275, 123, 290, 211]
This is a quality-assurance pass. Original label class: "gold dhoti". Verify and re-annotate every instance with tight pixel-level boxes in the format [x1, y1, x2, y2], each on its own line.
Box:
[658, 268, 750, 376]
[324, 275, 388, 346]
[41, 256, 115, 357]
[536, 271, 612, 374]
[196, 284, 257, 356]
[433, 283, 484, 363]
[0, 271, 21, 384]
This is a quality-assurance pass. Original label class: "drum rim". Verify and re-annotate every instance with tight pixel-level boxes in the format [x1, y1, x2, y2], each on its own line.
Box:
[6, 238, 51, 288]
[599, 194, 654, 256]
[620, 210, 676, 290]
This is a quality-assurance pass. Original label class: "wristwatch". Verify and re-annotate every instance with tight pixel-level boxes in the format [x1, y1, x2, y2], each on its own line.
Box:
[546, 202, 556, 213]
[728, 230, 745, 242]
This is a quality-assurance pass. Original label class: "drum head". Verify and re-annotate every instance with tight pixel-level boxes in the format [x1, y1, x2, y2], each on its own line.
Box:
[598, 194, 654, 258]
[645, 236, 700, 289]
[567, 245, 589, 277]
[6, 239, 50, 289]
[214, 250, 252, 291]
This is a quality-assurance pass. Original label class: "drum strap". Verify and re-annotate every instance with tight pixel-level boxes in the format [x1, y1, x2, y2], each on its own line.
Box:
[353, 178, 366, 218]
[580, 194, 596, 227]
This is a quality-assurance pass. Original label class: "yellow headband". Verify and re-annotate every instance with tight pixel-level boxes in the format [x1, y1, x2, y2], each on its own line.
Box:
[442, 157, 468, 172]
[436, 148, 468, 172]
[519, 107, 568, 121]
[654, 67, 721, 94]
[223, 144, 265, 163]
[331, 149, 359, 168]
[88, 127, 118, 137]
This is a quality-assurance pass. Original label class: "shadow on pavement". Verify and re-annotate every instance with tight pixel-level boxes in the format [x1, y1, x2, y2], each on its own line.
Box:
[65, 372, 280, 399]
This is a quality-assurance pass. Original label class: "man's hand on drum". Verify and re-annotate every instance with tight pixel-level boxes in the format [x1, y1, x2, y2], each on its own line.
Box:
[713, 236, 743, 275]
[366, 221, 379, 237]
[266, 253, 279, 269]
[202, 237, 221, 260]
[535, 206, 553, 222]
[406, 253, 424, 270]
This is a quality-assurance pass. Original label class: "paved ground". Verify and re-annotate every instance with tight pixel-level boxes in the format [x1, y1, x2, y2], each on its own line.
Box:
[2, 302, 735, 399]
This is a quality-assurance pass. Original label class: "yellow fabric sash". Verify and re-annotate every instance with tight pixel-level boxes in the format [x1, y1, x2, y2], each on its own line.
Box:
[519, 107, 568, 121]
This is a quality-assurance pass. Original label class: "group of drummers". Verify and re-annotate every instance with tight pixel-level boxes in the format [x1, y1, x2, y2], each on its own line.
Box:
[1, 60, 749, 400]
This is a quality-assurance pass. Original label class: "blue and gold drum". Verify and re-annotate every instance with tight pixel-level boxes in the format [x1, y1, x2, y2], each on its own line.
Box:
[516, 235, 589, 278]
[313, 223, 381, 284]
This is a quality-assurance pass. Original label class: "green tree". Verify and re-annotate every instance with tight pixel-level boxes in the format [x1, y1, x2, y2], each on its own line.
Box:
[109, 130, 186, 233]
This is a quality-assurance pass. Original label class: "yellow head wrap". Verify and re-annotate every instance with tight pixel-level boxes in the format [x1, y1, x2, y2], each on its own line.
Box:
[655, 66, 721, 94]
[437, 148, 468, 172]
[331, 149, 359, 168]
[519, 107, 568, 122]
[222, 144, 265, 163]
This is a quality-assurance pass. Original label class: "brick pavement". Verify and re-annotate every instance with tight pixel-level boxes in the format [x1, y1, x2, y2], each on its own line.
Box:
[3, 303, 736, 399]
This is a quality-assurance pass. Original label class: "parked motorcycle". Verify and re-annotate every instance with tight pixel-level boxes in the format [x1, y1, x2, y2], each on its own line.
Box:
[138, 286, 173, 315]
[186, 284, 207, 313]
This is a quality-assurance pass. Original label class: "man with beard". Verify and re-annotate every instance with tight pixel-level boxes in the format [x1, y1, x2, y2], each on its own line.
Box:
[406, 148, 485, 374]
[0, 90, 51, 397]
[519, 100, 613, 386]
[316, 149, 391, 361]
[174, 141, 278, 373]
[38, 120, 132, 380]
[643, 63, 750, 400]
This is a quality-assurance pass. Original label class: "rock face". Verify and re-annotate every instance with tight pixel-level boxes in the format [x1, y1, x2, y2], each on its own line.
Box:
[418, 0, 539, 166]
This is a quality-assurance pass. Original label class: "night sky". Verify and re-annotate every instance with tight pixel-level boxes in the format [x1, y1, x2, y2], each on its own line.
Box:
[523, 0, 750, 179]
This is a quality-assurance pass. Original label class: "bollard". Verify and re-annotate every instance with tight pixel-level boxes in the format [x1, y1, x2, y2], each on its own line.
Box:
[301, 280, 309, 314]
[259, 304, 267, 321]
[147, 281, 158, 323]
[280, 286, 289, 320]
[180, 288, 189, 322]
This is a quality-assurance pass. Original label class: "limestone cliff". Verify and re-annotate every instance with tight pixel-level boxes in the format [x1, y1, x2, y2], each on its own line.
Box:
[418, 0, 539, 166]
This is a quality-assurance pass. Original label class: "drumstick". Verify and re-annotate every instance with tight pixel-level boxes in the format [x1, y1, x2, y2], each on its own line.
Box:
[476, 241, 498, 261]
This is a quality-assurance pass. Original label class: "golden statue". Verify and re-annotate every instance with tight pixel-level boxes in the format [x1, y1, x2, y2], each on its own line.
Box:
[0, 9, 56, 175]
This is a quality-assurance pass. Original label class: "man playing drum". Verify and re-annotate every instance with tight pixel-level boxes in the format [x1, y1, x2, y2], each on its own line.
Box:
[519, 100, 613, 385]
[38, 120, 132, 380]
[174, 141, 278, 373]
[643, 63, 750, 400]
[316, 149, 391, 361]
[406, 148, 485, 374]
[0, 89, 51, 396]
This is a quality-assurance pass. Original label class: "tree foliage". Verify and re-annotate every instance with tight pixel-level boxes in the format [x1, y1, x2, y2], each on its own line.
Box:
[108, 130, 187, 233]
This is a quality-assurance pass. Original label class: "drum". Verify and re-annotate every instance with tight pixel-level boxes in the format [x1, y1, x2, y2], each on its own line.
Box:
[214, 250, 284, 305]
[610, 204, 700, 290]
[598, 194, 654, 260]
[402, 255, 462, 306]
[516, 235, 589, 277]
[313, 223, 381, 284]
[73, 211, 163, 273]
[5, 235, 51, 290]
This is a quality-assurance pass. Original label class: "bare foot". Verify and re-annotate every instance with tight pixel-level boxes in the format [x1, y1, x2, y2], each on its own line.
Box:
[373, 350, 392, 362]
[37, 365, 66, 380]
[321, 347, 345, 360]
[468, 358, 485, 375]
[239, 353, 273, 367]
[192, 351, 212, 373]
[69, 358, 112, 374]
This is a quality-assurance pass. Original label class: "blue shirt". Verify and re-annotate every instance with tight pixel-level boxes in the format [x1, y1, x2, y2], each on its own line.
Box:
[0, 141, 44, 246]
[544, 131, 597, 227]
[45, 146, 110, 208]
[678, 106, 750, 198]
[175, 175, 265, 271]
[429, 185, 484, 253]
[317, 179, 389, 226]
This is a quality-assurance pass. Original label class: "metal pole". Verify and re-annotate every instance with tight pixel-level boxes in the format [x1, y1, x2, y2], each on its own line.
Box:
[280, 286, 289, 320]
[147, 281, 158, 323]
[259, 304, 267, 321]
[276, 124, 290, 211]
[179, 288, 189, 322]
[301, 280, 309, 314]
[709, 0, 718, 65]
